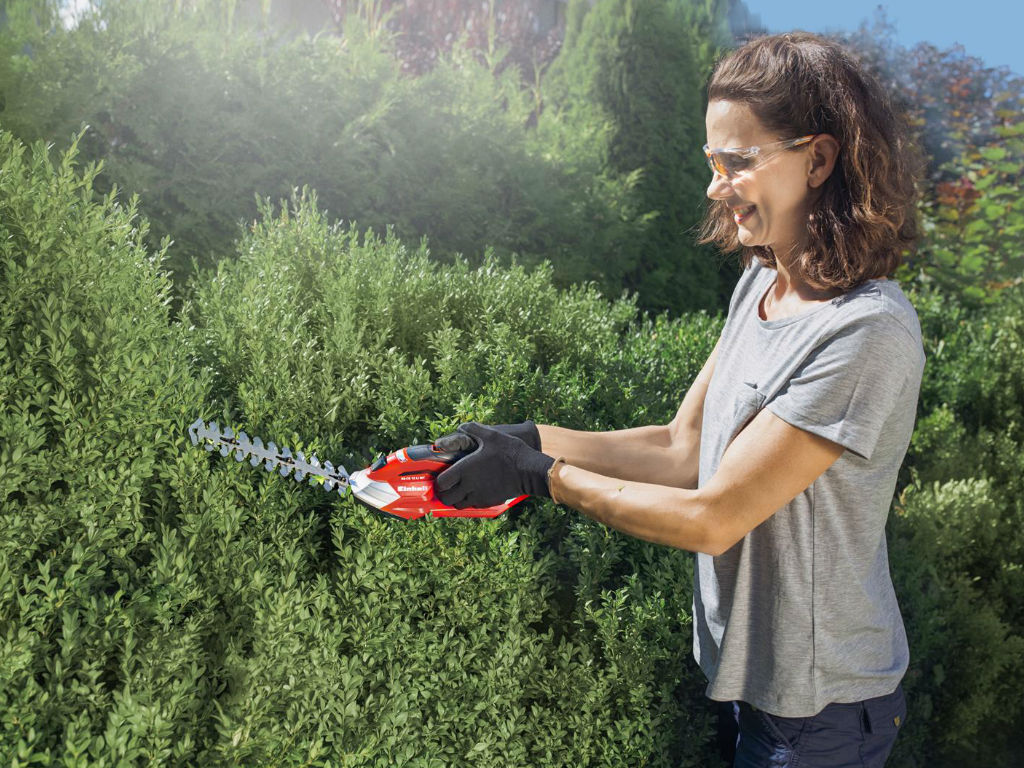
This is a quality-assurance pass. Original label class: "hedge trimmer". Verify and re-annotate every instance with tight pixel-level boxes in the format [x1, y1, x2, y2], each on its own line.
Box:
[187, 418, 526, 520]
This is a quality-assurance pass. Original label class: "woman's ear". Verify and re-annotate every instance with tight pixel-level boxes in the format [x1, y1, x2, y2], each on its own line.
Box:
[807, 134, 841, 189]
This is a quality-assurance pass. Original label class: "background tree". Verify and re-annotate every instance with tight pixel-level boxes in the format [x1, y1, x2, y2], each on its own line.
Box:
[839, 10, 1024, 302]
[541, 0, 737, 313]
[0, 0, 643, 305]
[323, 0, 566, 78]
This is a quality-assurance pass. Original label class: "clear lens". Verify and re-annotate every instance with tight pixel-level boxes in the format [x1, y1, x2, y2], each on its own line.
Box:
[704, 135, 816, 180]
[705, 150, 753, 179]
[718, 152, 752, 177]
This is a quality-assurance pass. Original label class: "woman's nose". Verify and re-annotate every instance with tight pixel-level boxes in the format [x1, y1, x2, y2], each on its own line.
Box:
[706, 172, 732, 200]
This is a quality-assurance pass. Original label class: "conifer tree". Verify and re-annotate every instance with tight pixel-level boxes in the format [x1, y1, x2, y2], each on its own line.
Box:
[542, 0, 736, 313]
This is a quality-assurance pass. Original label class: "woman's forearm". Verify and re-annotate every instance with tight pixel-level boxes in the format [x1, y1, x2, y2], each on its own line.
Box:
[537, 423, 699, 488]
[547, 461, 718, 554]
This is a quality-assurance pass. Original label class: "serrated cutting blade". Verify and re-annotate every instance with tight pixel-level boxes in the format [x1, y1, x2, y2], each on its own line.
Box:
[187, 418, 350, 496]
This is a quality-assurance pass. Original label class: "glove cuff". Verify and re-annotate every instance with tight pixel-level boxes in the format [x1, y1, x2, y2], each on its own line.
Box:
[517, 445, 555, 498]
[493, 420, 541, 451]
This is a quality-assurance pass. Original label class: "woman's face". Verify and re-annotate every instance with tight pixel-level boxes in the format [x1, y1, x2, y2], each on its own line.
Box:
[704, 100, 817, 260]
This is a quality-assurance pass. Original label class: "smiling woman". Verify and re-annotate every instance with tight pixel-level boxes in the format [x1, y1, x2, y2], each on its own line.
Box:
[433, 30, 927, 768]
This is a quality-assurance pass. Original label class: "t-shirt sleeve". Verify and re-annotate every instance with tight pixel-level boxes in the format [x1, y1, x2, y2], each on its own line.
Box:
[765, 316, 920, 460]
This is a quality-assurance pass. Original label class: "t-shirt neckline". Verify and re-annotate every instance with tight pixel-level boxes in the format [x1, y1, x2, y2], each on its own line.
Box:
[756, 272, 885, 329]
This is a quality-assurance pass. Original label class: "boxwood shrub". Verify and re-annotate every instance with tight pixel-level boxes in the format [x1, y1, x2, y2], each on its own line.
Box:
[1, 134, 724, 766]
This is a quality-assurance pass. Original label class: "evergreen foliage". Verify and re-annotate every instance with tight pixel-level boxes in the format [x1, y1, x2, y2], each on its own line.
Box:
[887, 286, 1024, 766]
[0, 130, 212, 763]
[186, 189, 723, 764]
[541, 0, 736, 313]
[0, 0, 698, 313]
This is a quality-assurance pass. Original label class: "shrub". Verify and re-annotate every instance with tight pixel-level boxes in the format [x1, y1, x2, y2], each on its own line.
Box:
[910, 117, 1024, 304]
[2, 133, 728, 765]
[889, 479, 1024, 767]
[889, 284, 1024, 766]
[0, 130, 213, 763]
[186, 188, 724, 765]
[909, 286, 1024, 493]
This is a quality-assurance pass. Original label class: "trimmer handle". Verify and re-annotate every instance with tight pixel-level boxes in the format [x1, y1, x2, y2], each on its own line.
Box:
[367, 443, 471, 473]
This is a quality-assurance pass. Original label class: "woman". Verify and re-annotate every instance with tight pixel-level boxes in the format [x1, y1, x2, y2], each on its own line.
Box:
[436, 32, 924, 768]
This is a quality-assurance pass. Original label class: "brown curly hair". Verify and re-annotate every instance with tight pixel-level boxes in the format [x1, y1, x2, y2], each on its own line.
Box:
[698, 32, 923, 290]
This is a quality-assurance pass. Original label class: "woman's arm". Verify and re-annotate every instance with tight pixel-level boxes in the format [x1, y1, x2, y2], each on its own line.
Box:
[536, 340, 720, 489]
[548, 407, 844, 556]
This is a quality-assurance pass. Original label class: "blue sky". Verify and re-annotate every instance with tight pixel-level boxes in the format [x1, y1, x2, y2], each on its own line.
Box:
[740, 0, 1024, 76]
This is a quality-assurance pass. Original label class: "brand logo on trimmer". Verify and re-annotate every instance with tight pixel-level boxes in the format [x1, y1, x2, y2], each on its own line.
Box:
[397, 485, 429, 493]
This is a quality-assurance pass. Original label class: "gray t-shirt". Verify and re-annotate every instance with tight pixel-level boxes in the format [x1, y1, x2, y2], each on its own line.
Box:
[694, 260, 924, 718]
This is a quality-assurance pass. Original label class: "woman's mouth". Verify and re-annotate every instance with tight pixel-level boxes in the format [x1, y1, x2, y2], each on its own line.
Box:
[732, 205, 756, 224]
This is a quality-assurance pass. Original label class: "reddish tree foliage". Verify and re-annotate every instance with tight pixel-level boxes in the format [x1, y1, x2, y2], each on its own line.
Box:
[323, 0, 565, 76]
[935, 177, 982, 212]
[844, 12, 1024, 181]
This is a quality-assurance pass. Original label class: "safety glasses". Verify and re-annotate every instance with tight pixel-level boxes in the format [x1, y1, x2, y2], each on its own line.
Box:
[703, 135, 817, 180]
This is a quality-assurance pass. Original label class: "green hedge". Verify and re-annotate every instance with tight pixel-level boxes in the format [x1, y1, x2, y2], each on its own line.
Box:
[185, 187, 723, 765]
[1, 133, 723, 766]
[0, 130, 213, 762]
[887, 286, 1024, 766]
[3, 128, 1024, 765]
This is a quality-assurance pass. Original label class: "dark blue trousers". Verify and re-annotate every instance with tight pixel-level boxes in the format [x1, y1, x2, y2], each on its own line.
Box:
[717, 685, 906, 767]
